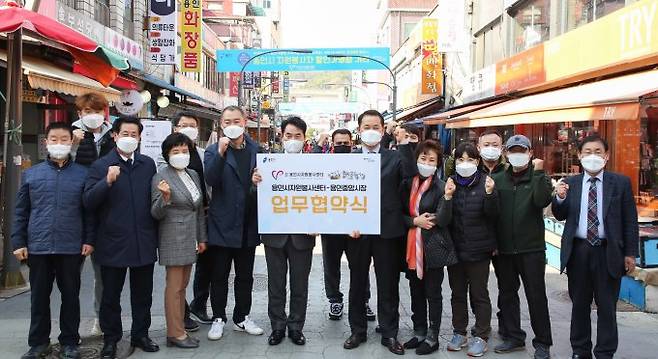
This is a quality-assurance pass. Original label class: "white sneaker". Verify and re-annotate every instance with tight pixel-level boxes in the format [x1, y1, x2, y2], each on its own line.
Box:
[233, 316, 264, 335]
[208, 318, 225, 340]
[90, 318, 102, 337]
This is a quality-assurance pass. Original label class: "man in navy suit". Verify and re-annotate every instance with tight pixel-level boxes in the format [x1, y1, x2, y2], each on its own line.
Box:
[552, 135, 638, 359]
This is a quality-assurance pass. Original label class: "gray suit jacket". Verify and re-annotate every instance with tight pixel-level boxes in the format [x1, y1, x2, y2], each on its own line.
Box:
[151, 165, 208, 266]
[261, 234, 316, 250]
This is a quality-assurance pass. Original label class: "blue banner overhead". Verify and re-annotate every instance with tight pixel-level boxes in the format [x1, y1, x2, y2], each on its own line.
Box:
[216, 47, 391, 72]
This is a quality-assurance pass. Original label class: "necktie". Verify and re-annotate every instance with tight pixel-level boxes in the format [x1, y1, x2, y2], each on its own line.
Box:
[586, 177, 601, 246]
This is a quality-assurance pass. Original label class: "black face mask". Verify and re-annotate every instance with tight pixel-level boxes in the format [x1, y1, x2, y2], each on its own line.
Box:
[333, 145, 352, 153]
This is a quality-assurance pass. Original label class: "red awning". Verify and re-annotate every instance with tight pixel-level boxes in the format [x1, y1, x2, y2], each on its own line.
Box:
[73, 63, 136, 90]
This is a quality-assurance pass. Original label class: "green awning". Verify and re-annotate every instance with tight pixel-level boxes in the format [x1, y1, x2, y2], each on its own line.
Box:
[97, 45, 130, 71]
[248, 4, 266, 16]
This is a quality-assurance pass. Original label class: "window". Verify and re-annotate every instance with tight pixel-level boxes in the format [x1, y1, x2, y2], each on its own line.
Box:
[263, 0, 271, 9]
[402, 22, 416, 42]
[563, 0, 626, 33]
[473, 20, 503, 71]
[94, 0, 110, 27]
[124, 0, 134, 39]
[208, 1, 224, 11]
[510, 0, 550, 55]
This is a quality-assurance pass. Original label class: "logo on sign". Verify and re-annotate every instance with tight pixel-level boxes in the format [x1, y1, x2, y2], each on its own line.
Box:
[272, 170, 284, 180]
[151, 0, 175, 15]
[238, 52, 251, 66]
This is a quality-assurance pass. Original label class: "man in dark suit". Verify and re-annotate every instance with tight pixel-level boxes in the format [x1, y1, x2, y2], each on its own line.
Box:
[552, 135, 638, 359]
[83, 117, 159, 358]
[252, 116, 315, 346]
[204, 106, 264, 341]
[343, 110, 412, 355]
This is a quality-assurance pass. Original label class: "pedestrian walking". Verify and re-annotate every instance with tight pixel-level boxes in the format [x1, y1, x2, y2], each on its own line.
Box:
[151, 132, 208, 349]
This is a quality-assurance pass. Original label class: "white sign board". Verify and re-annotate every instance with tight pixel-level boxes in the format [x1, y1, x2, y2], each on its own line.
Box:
[140, 120, 172, 161]
[438, 0, 466, 53]
[462, 64, 496, 103]
[256, 154, 381, 235]
[148, 0, 177, 64]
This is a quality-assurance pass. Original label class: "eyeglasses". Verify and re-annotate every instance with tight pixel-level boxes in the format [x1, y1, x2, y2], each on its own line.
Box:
[334, 142, 351, 146]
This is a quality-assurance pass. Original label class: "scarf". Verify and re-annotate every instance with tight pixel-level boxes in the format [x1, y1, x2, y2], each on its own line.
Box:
[406, 175, 433, 279]
[453, 171, 480, 187]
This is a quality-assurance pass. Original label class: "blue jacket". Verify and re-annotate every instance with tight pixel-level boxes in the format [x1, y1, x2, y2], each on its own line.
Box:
[11, 159, 92, 255]
[83, 150, 158, 267]
[204, 136, 260, 248]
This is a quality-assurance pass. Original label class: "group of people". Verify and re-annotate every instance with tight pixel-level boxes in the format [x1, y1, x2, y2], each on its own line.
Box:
[11, 91, 639, 359]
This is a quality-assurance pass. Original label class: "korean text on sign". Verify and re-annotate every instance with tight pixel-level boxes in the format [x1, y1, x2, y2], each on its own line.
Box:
[148, 0, 177, 65]
[256, 154, 381, 235]
[180, 0, 203, 72]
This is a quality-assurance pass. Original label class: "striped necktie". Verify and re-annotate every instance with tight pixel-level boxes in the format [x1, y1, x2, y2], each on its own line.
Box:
[586, 177, 601, 246]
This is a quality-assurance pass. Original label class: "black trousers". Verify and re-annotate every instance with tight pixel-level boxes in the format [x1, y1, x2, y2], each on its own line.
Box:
[346, 235, 403, 338]
[567, 240, 621, 359]
[100, 264, 154, 344]
[447, 259, 492, 340]
[189, 249, 214, 313]
[407, 267, 444, 336]
[494, 251, 552, 348]
[208, 245, 256, 324]
[321, 234, 370, 303]
[264, 240, 313, 331]
[491, 255, 507, 338]
[27, 254, 83, 347]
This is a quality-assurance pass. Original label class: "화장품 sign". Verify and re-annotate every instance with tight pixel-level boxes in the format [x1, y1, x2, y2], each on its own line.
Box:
[256, 154, 381, 235]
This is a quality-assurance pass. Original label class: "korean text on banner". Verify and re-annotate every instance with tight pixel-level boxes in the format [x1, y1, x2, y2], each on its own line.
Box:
[421, 18, 442, 95]
[180, 0, 202, 72]
[149, 0, 177, 65]
[140, 120, 172, 161]
[256, 154, 381, 235]
[229, 72, 240, 97]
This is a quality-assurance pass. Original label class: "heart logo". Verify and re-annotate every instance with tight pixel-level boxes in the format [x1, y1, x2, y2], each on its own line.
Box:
[272, 170, 284, 180]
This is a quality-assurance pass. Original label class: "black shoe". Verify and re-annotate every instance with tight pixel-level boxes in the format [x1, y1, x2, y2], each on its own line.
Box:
[416, 341, 439, 355]
[494, 341, 526, 354]
[59, 345, 80, 359]
[381, 337, 405, 355]
[131, 337, 160, 352]
[288, 330, 306, 345]
[185, 316, 200, 332]
[166, 336, 199, 349]
[343, 333, 367, 349]
[366, 303, 376, 321]
[375, 324, 382, 333]
[329, 302, 344, 320]
[268, 330, 286, 345]
[403, 337, 422, 349]
[100, 342, 117, 359]
[21, 344, 51, 359]
[189, 307, 213, 325]
[534, 345, 551, 359]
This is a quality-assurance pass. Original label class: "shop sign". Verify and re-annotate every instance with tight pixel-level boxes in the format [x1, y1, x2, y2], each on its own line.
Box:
[271, 72, 280, 94]
[462, 64, 495, 103]
[438, 0, 466, 52]
[495, 44, 545, 95]
[421, 18, 442, 95]
[229, 72, 240, 97]
[56, 3, 104, 43]
[180, 0, 203, 72]
[149, 0, 177, 65]
[544, 0, 658, 83]
[105, 27, 144, 70]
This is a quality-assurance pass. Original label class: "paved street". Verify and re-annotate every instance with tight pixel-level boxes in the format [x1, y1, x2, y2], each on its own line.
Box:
[1, 244, 657, 358]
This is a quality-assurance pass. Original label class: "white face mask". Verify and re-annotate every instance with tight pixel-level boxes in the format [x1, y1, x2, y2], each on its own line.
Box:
[507, 152, 530, 168]
[360, 130, 382, 146]
[169, 153, 190, 170]
[223, 125, 244, 140]
[417, 162, 437, 178]
[455, 162, 478, 178]
[81, 113, 104, 129]
[116, 136, 139, 154]
[480, 146, 502, 161]
[47, 144, 72, 160]
[580, 154, 606, 173]
[179, 127, 198, 141]
[284, 139, 304, 154]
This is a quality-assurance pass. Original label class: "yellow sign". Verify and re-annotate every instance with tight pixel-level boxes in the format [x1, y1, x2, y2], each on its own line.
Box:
[180, 0, 203, 72]
[421, 18, 442, 95]
[544, 0, 658, 82]
[271, 195, 368, 214]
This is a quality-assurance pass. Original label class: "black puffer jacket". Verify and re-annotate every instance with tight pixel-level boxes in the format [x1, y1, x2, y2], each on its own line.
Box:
[448, 173, 499, 262]
[72, 120, 115, 167]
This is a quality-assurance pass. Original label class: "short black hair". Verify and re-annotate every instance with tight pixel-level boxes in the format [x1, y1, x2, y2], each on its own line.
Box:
[454, 141, 480, 160]
[221, 105, 245, 118]
[578, 134, 609, 152]
[401, 123, 422, 138]
[281, 116, 307, 135]
[161, 132, 194, 162]
[45, 122, 73, 137]
[479, 129, 502, 141]
[112, 116, 143, 135]
[174, 112, 199, 126]
[415, 139, 443, 167]
[332, 128, 352, 142]
[357, 110, 385, 127]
